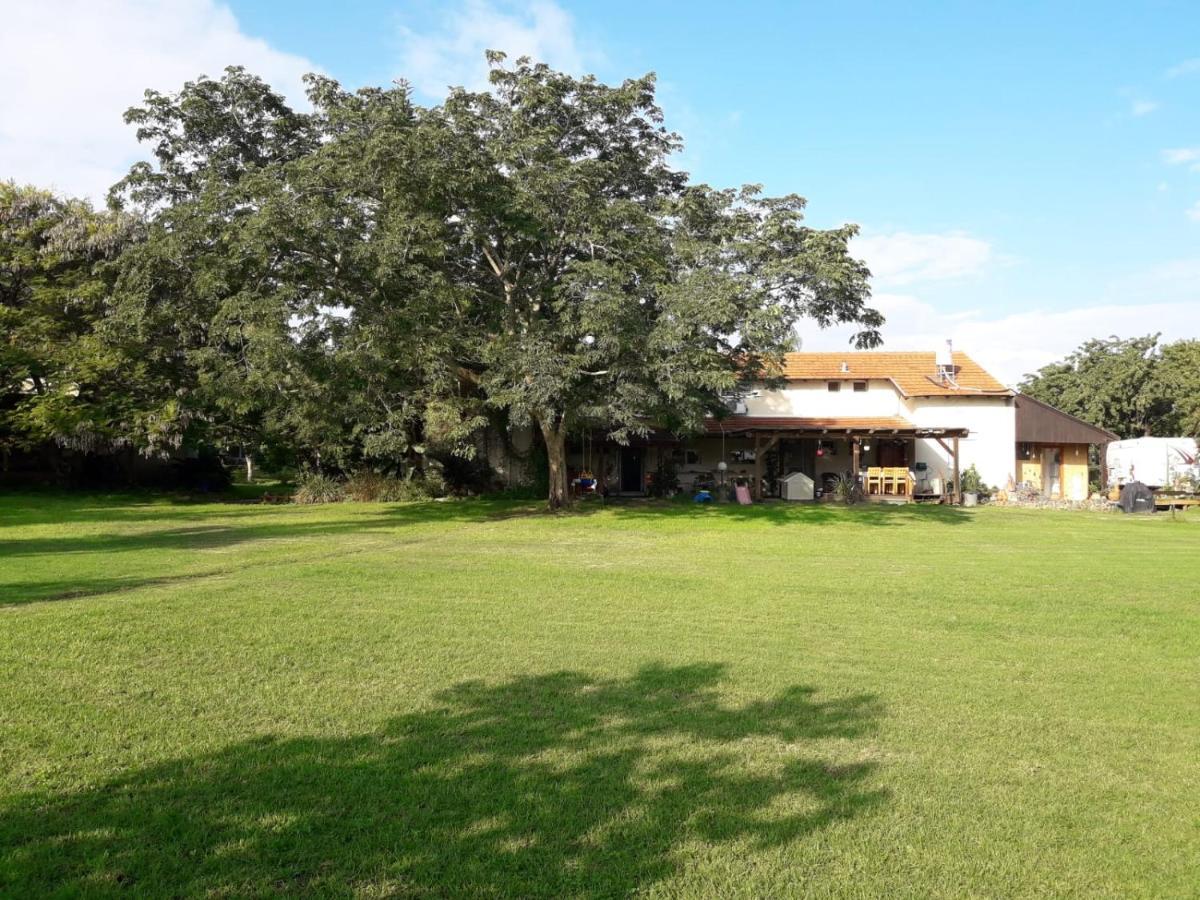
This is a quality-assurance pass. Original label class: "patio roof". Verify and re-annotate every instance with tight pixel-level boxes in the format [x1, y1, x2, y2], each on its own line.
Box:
[703, 416, 970, 438]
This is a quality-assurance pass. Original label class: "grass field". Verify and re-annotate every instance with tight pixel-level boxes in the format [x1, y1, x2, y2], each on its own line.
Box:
[1, 494, 1197, 897]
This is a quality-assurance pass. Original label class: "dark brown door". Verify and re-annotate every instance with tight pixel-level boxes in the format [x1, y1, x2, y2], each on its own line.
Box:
[620, 448, 643, 493]
[878, 440, 909, 468]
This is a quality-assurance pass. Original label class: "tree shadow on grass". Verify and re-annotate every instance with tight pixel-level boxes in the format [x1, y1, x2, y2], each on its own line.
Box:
[0, 664, 886, 897]
[0, 497, 967, 606]
[0, 570, 236, 606]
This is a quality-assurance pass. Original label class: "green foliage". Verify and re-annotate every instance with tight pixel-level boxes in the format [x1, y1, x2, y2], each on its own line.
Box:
[3, 56, 881, 504]
[1149, 340, 1200, 438]
[647, 454, 680, 498]
[423, 54, 881, 506]
[0, 182, 142, 456]
[1020, 335, 1200, 438]
[292, 471, 344, 504]
[960, 464, 986, 495]
[344, 471, 444, 502]
[832, 472, 861, 504]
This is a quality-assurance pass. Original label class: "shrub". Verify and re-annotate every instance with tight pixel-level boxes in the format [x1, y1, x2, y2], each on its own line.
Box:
[344, 470, 445, 502]
[832, 472, 861, 504]
[647, 455, 680, 498]
[292, 472, 344, 504]
[960, 464, 986, 495]
[344, 471, 399, 502]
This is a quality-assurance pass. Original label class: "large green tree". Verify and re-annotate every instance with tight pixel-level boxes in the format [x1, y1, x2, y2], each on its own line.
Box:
[21, 56, 881, 500]
[426, 54, 881, 506]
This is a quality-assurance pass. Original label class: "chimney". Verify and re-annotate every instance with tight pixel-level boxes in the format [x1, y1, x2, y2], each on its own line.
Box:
[840, 361, 850, 374]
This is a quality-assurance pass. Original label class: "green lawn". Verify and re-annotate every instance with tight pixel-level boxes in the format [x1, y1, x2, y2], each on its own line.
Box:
[1, 494, 1197, 897]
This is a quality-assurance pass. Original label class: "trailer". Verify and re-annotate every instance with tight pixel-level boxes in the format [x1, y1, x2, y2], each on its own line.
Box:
[1106, 437, 1199, 490]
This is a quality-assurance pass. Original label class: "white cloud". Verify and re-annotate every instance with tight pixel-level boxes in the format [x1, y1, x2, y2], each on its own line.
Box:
[801, 260, 1200, 384]
[851, 231, 993, 288]
[1131, 99, 1160, 117]
[0, 0, 318, 203]
[395, 0, 593, 99]
[1162, 147, 1200, 166]
[1166, 58, 1200, 79]
[1188, 201, 1200, 222]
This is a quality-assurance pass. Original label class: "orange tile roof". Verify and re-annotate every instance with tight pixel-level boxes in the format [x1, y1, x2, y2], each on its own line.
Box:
[776, 351, 1010, 397]
[705, 416, 968, 436]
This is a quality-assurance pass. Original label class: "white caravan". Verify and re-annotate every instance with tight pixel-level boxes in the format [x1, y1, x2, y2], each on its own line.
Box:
[1106, 437, 1200, 489]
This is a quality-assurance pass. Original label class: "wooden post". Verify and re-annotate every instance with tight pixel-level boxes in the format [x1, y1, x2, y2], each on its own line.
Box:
[752, 434, 762, 501]
[952, 436, 961, 505]
[851, 438, 861, 491]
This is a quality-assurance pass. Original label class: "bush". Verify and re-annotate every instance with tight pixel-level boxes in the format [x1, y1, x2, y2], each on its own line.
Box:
[960, 464, 986, 495]
[344, 470, 445, 502]
[292, 472, 344, 504]
[647, 455, 680, 498]
[344, 472, 399, 502]
[832, 472, 861, 504]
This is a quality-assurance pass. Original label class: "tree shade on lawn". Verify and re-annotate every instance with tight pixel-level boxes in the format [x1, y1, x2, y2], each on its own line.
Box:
[1, 494, 1197, 896]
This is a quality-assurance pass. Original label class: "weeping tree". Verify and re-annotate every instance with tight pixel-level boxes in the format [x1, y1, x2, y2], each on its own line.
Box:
[0, 182, 141, 467]
[430, 54, 882, 507]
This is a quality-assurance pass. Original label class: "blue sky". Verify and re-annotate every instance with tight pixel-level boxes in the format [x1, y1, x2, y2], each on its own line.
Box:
[2, 0, 1198, 380]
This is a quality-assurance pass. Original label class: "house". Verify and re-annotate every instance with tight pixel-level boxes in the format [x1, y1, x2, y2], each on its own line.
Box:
[559, 345, 1114, 502]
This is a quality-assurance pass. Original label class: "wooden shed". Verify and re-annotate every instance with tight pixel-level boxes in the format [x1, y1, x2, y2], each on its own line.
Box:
[1014, 394, 1117, 500]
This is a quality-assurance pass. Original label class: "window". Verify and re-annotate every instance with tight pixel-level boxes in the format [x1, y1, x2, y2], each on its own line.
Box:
[853, 381, 867, 392]
[827, 381, 841, 392]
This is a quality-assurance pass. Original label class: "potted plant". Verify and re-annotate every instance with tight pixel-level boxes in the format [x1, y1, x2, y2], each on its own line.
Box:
[960, 464, 985, 507]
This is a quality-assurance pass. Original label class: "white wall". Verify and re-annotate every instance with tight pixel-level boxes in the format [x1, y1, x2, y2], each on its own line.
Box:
[743, 379, 905, 418]
[905, 396, 1016, 490]
[745, 380, 1017, 490]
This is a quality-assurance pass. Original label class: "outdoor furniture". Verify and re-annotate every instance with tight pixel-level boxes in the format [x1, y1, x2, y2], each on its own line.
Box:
[866, 467, 883, 494]
[880, 467, 910, 495]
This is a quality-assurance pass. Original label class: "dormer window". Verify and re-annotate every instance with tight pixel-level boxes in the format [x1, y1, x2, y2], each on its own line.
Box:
[853, 381, 867, 392]
[827, 381, 841, 392]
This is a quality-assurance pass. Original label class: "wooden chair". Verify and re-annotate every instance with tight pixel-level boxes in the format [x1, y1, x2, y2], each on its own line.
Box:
[883, 467, 907, 495]
[865, 467, 883, 495]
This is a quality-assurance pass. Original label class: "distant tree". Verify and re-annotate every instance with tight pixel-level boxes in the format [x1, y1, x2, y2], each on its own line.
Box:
[428, 54, 881, 507]
[1019, 335, 1168, 438]
[0, 182, 140, 466]
[1150, 340, 1200, 438]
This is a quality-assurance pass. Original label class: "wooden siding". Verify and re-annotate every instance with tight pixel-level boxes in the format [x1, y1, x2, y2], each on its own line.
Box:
[1016, 442, 1090, 500]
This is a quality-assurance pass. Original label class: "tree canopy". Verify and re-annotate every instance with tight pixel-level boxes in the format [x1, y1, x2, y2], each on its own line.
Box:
[3, 55, 884, 504]
[1019, 334, 1200, 439]
[0, 183, 140, 464]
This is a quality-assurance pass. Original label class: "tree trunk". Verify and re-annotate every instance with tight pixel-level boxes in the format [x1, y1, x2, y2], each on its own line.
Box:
[538, 418, 570, 510]
[244, 453, 255, 483]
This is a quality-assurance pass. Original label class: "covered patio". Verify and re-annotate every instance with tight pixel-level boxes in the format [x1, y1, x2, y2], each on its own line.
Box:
[704, 417, 971, 503]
